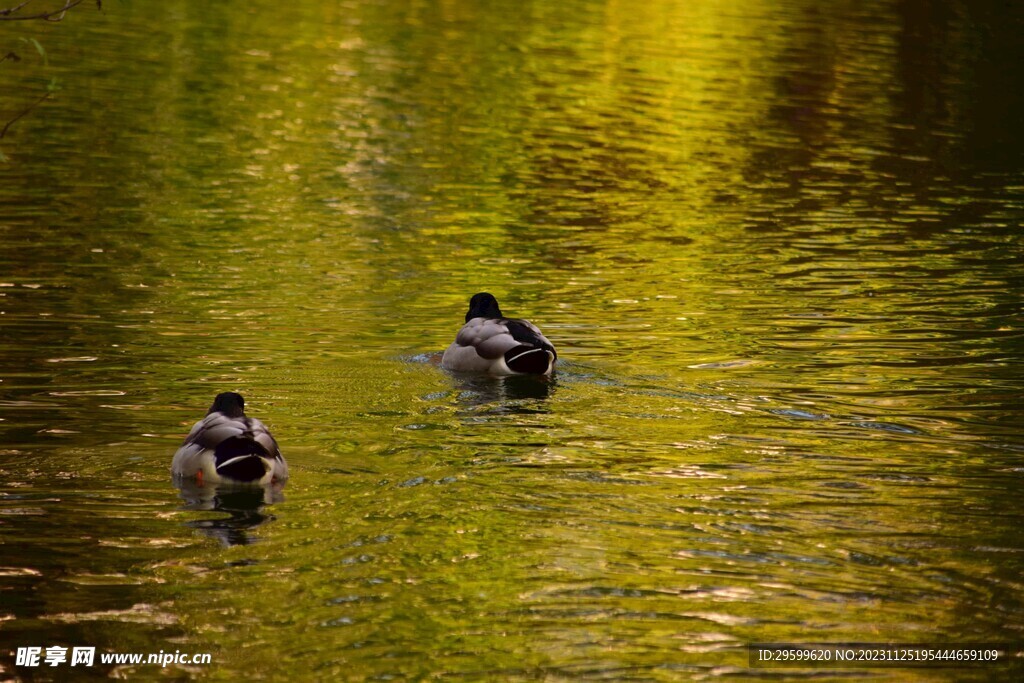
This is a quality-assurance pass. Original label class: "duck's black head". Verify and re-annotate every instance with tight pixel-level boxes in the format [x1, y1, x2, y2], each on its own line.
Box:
[466, 292, 503, 322]
[209, 392, 246, 418]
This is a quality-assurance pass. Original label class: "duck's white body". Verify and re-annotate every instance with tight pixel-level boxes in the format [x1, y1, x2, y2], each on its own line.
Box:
[441, 293, 557, 375]
[172, 393, 288, 487]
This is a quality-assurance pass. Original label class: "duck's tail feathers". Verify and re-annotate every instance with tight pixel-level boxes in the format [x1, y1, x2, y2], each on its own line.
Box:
[214, 436, 270, 482]
[504, 346, 554, 374]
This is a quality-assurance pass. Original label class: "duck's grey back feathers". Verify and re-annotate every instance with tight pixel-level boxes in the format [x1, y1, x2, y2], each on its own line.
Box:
[443, 315, 556, 375]
[183, 412, 281, 456]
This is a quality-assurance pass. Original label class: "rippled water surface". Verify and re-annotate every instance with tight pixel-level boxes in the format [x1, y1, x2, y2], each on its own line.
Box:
[2, 0, 1023, 680]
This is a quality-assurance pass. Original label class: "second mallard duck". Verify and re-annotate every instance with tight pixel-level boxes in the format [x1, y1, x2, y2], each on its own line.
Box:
[441, 292, 557, 375]
[171, 392, 288, 486]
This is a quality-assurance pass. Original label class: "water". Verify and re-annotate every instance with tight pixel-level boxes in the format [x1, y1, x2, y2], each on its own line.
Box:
[1, 0, 1023, 679]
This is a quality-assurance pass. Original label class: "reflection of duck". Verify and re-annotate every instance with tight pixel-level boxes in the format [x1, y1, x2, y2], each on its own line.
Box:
[176, 480, 284, 547]
[172, 393, 288, 487]
[441, 293, 557, 375]
[451, 372, 555, 415]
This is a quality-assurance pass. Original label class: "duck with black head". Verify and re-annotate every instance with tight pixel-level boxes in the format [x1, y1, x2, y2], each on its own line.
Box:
[441, 293, 557, 375]
[171, 392, 288, 487]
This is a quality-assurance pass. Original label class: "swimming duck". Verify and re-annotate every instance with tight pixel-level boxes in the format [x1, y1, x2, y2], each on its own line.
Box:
[171, 392, 288, 486]
[441, 292, 557, 375]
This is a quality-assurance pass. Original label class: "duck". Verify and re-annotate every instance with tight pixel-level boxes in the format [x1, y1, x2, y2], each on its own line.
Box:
[171, 392, 288, 487]
[441, 292, 557, 375]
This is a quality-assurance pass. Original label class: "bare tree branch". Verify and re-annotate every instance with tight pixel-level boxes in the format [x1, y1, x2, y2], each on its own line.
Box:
[0, 1, 38, 17]
[0, 91, 51, 139]
[0, 0, 97, 150]
[0, 0, 90, 21]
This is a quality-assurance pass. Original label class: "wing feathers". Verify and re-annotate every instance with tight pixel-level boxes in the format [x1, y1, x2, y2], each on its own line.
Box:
[442, 314, 556, 375]
[181, 414, 281, 458]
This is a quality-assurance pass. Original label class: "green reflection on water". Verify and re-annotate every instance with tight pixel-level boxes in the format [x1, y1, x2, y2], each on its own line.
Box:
[1, 0, 1023, 679]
